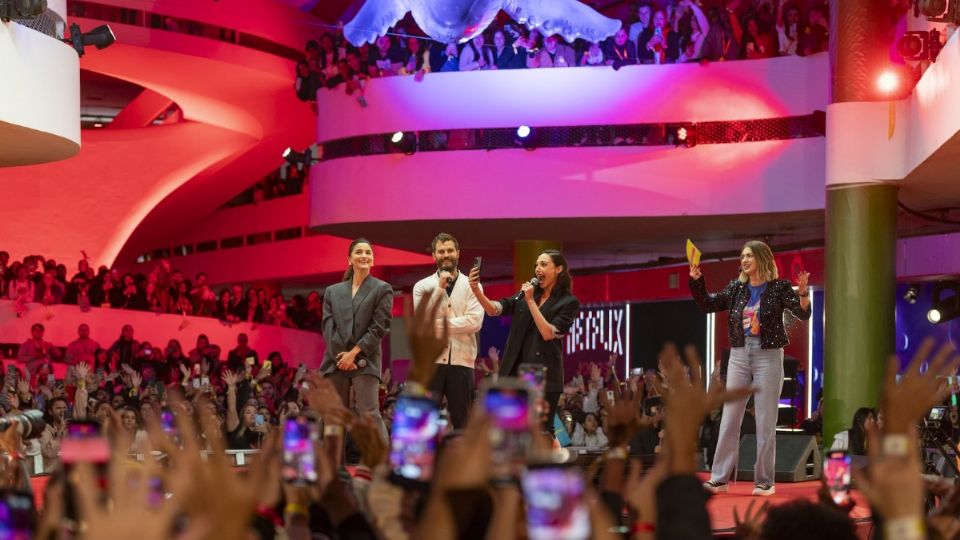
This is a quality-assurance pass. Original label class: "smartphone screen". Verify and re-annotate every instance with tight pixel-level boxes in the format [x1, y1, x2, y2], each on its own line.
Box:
[246, 357, 255, 367]
[0, 490, 36, 540]
[473, 256, 482, 272]
[522, 465, 591, 540]
[160, 409, 176, 436]
[823, 450, 851, 505]
[389, 396, 440, 486]
[192, 364, 201, 376]
[518, 365, 547, 397]
[484, 384, 532, 467]
[282, 416, 319, 485]
[930, 406, 948, 421]
[61, 421, 109, 522]
[262, 360, 273, 372]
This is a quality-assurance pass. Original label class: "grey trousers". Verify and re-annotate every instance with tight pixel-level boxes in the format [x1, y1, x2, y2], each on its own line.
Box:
[328, 372, 389, 442]
[709, 337, 784, 486]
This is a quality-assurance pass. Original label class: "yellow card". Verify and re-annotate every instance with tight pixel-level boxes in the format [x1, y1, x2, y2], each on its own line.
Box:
[686, 239, 701, 266]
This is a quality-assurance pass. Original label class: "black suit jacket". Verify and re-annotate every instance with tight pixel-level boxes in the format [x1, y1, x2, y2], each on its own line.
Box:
[497, 292, 580, 392]
[320, 276, 393, 379]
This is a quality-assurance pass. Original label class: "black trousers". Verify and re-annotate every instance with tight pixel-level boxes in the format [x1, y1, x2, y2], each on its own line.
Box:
[428, 364, 475, 430]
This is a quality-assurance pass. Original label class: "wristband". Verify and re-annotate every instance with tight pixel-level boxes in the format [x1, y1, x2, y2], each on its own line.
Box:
[884, 516, 924, 540]
[283, 503, 308, 517]
[632, 521, 656, 534]
[881, 434, 910, 457]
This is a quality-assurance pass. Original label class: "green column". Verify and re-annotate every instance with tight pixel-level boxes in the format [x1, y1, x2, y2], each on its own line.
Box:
[823, 184, 898, 445]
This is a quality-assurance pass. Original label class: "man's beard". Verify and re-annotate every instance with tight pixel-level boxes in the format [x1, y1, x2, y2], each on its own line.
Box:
[436, 259, 458, 272]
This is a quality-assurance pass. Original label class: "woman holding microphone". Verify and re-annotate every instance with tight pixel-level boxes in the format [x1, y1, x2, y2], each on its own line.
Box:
[469, 250, 580, 430]
[691, 240, 810, 497]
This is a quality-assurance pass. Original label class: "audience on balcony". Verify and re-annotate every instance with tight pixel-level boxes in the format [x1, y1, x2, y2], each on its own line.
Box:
[0, 253, 327, 333]
[293, 0, 829, 104]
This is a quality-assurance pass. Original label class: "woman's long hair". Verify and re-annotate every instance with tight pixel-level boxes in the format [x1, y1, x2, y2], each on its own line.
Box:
[849, 407, 874, 455]
[541, 250, 573, 296]
[737, 240, 778, 283]
[343, 238, 372, 282]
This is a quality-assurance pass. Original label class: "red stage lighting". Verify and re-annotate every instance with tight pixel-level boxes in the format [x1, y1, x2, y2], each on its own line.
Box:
[876, 70, 901, 94]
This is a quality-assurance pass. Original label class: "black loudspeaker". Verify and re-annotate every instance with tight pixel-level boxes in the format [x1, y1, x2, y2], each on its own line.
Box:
[735, 433, 821, 482]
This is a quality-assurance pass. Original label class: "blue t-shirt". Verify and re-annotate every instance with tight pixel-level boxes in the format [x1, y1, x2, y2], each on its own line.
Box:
[742, 282, 768, 337]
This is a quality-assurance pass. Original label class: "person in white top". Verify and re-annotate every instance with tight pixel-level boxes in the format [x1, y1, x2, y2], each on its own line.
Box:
[412, 233, 484, 429]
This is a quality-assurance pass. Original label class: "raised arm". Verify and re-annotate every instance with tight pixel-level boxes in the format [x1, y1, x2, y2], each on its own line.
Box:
[224, 371, 240, 432]
[688, 264, 734, 313]
[468, 267, 501, 316]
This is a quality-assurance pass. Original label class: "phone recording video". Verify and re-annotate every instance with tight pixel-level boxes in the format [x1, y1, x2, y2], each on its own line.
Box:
[61, 420, 110, 522]
[823, 450, 852, 505]
[160, 408, 176, 436]
[0, 490, 36, 540]
[521, 464, 591, 540]
[518, 365, 546, 397]
[389, 396, 440, 486]
[483, 381, 532, 469]
[282, 416, 319, 485]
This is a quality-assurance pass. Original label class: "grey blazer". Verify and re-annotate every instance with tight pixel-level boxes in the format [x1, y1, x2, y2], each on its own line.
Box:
[320, 276, 393, 379]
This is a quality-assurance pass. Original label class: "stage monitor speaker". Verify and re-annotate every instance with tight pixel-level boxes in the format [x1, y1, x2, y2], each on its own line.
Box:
[735, 433, 821, 482]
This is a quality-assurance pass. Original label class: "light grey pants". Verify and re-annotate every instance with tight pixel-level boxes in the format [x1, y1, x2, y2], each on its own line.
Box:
[710, 337, 784, 486]
[328, 372, 389, 442]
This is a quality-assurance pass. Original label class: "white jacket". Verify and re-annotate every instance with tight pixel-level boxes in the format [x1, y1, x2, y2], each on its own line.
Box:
[412, 270, 484, 368]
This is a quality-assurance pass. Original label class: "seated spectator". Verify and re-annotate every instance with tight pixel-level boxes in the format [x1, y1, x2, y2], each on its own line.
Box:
[227, 333, 259, 372]
[572, 412, 608, 448]
[7, 265, 34, 314]
[112, 273, 146, 310]
[829, 406, 874, 454]
[639, 10, 682, 63]
[295, 60, 324, 102]
[65, 323, 100, 366]
[188, 334, 211, 365]
[604, 28, 636, 68]
[741, 15, 777, 59]
[580, 41, 606, 66]
[35, 270, 65, 305]
[17, 323, 62, 373]
[107, 324, 140, 371]
[529, 34, 575, 68]
[459, 33, 494, 71]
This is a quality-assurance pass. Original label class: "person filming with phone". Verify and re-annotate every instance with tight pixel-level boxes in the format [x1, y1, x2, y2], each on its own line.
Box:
[469, 249, 580, 432]
[412, 233, 484, 429]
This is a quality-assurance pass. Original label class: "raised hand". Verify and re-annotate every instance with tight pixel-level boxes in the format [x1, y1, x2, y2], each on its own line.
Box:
[130, 372, 143, 389]
[796, 270, 810, 295]
[689, 263, 702, 280]
[15, 378, 29, 396]
[222, 370, 238, 387]
[350, 413, 388, 468]
[75, 362, 90, 382]
[406, 294, 448, 386]
[882, 338, 956, 434]
[733, 500, 769, 540]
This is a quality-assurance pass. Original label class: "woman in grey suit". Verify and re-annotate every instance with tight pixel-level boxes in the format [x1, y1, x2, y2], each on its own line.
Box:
[321, 238, 393, 439]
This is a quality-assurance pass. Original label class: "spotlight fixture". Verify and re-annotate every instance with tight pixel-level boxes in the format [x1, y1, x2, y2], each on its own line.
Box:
[897, 30, 943, 62]
[388, 131, 417, 155]
[0, 0, 46, 21]
[928, 281, 960, 324]
[281, 146, 316, 168]
[667, 123, 697, 148]
[903, 286, 918, 304]
[63, 23, 116, 57]
[876, 71, 900, 94]
[516, 125, 531, 138]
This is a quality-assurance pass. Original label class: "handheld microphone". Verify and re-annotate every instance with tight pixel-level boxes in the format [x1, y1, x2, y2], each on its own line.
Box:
[512, 277, 540, 300]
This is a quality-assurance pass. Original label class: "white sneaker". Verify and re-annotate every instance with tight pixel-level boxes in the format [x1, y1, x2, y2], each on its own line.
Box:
[752, 483, 775, 496]
[703, 480, 728, 494]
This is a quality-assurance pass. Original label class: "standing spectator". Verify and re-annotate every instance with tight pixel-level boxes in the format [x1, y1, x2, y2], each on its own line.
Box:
[191, 272, 217, 316]
[368, 35, 405, 77]
[243, 289, 264, 324]
[529, 34, 575, 68]
[318, 33, 341, 79]
[66, 323, 100, 366]
[604, 28, 636, 67]
[438, 42, 460, 72]
[36, 269, 65, 305]
[295, 60, 323, 102]
[741, 15, 777, 58]
[629, 2, 654, 44]
[215, 289, 235, 323]
[107, 324, 140, 371]
[799, 5, 828, 55]
[678, 0, 710, 62]
[776, 0, 803, 55]
[581, 41, 606, 66]
[401, 36, 429, 76]
[701, 5, 740, 61]
[39, 397, 68, 472]
[227, 333, 258, 373]
[8, 265, 35, 315]
[229, 285, 245, 321]
[491, 29, 521, 69]
[459, 33, 494, 71]
[304, 39, 320, 71]
[639, 10, 682, 63]
[17, 323, 61, 373]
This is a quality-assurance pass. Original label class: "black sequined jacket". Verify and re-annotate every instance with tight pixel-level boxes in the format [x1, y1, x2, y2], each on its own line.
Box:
[689, 276, 811, 349]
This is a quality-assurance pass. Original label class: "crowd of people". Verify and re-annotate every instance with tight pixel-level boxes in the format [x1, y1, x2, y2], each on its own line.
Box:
[0, 252, 326, 331]
[0, 284, 956, 540]
[296, 0, 830, 103]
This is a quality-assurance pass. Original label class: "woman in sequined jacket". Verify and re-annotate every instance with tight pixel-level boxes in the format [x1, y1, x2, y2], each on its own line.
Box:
[689, 240, 810, 497]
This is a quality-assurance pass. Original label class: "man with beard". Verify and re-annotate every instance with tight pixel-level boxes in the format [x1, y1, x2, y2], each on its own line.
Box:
[412, 233, 484, 429]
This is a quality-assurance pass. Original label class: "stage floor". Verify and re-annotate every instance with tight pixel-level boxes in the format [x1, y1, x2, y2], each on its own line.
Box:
[702, 474, 874, 538]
